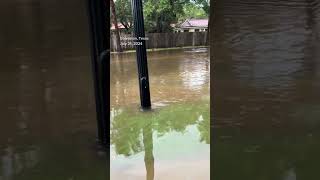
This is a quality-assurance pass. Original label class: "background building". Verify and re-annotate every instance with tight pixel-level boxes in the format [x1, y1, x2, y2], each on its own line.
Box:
[174, 18, 208, 32]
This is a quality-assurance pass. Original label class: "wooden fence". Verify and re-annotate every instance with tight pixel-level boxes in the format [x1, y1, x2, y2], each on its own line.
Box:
[110, 32, 208, 52]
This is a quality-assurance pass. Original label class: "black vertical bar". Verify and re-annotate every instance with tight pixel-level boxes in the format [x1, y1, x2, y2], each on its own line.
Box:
[86, 0, 109, 145]
[99, 50, 110, 146]
[131, 0, 152, 109]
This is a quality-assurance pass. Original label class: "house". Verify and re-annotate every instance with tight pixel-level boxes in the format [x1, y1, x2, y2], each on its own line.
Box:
[111, 23, 131, 33]
[174, 18, 208, 32]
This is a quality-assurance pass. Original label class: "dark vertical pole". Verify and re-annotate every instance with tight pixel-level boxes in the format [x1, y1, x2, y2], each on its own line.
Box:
[131, 0, 152, 109]
[86, 0, 109, 145]
[99, 50, 110, 145]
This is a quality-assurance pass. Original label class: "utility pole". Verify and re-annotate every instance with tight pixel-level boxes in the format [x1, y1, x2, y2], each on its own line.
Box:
[131, 0, 152, 109]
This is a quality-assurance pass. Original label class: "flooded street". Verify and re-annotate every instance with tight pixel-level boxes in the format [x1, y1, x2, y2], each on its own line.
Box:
[0, 0, 109, 179]
[212, 0, 320, 179]
[3, 0, 320, 178]
[0, 1, 210, 179]
[110, 49, 210, 180]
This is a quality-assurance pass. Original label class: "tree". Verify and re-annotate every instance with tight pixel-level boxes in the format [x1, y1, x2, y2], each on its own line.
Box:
[115, 0, 133, 33]
[195, 0, 210, 15]
[143, 0, 186, 32]
[178, 3, 207, 21]
[113, 0, 210, 33]
[110, 0, 122, 52]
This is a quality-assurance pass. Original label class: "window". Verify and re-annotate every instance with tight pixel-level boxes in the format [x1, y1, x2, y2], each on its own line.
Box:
[195, 29, 199, 32]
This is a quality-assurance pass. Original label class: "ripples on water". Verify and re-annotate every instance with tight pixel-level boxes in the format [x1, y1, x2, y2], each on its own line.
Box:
[213, 0, 320, 179]
[110, 49, 210, 180]
[111, 49, 210, 108]
[1, 0, 211, 178]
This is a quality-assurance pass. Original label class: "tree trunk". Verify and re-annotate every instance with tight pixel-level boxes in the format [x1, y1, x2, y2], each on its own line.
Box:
[110, 0, 122, 52]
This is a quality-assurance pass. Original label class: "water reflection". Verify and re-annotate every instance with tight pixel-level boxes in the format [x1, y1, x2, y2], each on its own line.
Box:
[110, 48, 210, 180]
[110, 47, 210, 179]
[110, 102, 210, 180]
[143, 124, 154, 180]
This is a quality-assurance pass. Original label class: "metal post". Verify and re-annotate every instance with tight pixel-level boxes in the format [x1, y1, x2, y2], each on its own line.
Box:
[131, 0, 152, 109]
[86, 0, 109, 145]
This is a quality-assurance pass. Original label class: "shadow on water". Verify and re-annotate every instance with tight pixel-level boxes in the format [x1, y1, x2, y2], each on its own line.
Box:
[212, 0, 320, 179]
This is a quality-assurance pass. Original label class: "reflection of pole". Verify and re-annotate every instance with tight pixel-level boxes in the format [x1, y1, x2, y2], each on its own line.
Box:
[143, 124, 154, 180]
[86, 0, 109, 145]
[131, 0, 151, 109]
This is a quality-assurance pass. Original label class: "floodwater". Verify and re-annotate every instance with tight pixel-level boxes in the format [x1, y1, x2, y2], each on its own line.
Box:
[0, 1, 210, 180]
[212, 0, 320, 179]
[0, 0, 109, 179]
[110, 49, 210, 180]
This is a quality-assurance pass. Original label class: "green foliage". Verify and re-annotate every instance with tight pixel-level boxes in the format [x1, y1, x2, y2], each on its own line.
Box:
[114, 0, 210, 33]
[194, 0, 210, 15]
[178, 3, 207, 21]
[115, 0, 133, 33]
[143, 0, 186, 32]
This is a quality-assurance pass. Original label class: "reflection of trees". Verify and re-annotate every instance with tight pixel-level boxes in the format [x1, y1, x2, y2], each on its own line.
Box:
[198, 114, 210, 144]
[111, 102, 209, 180]
[111, 102, 210, 157]
[111, 112, 145, 156]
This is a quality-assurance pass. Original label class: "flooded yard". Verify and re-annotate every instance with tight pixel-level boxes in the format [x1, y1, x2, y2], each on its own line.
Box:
[110, 49, 210, 180]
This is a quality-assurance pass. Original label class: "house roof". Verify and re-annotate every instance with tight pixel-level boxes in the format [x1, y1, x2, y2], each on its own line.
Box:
[179, 18, 208, 28]
[111, 23, 127, 30]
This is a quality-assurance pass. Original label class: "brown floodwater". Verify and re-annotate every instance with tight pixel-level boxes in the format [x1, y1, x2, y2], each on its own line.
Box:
[212, 0, 320, 179]
[110, 49, 210, 180]
[0, 1, 210, 180]
[0, 0, 108, 179]
[111, 49, 210, 109]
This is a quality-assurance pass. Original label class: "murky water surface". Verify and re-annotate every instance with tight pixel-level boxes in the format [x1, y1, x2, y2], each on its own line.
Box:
[0, 0, 107, 179]
[213, 0, 320, 179]
[110, 50, 210, 180]
[0, 1, 210, 179]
